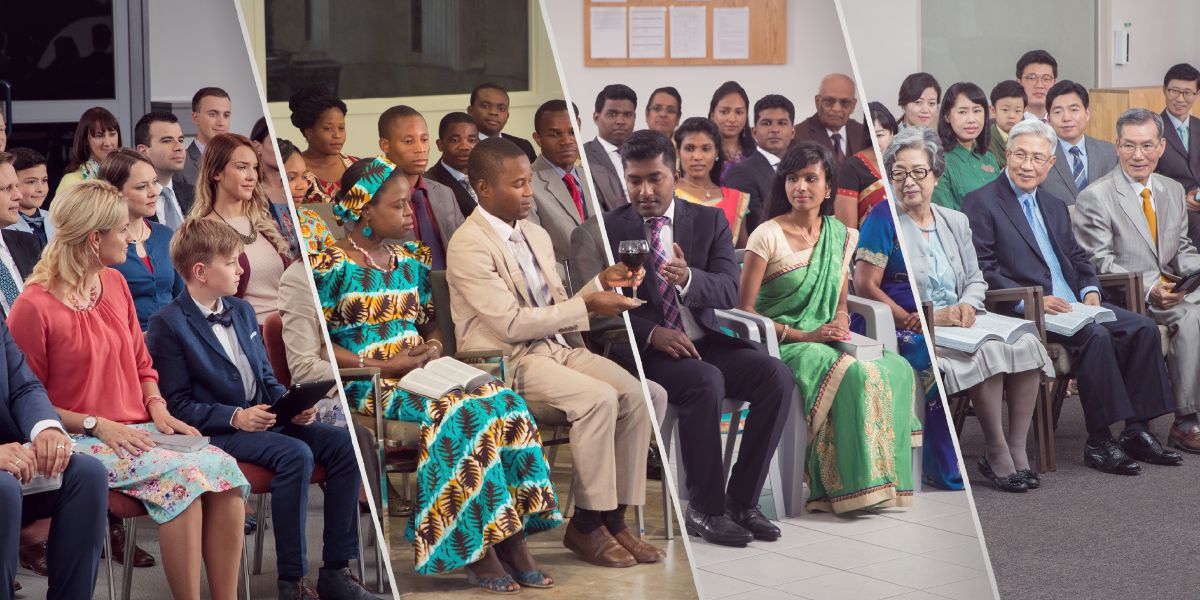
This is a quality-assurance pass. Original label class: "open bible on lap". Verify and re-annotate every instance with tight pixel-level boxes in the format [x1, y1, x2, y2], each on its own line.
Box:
[398, 356, 495, 399]
[933, 312, 1040, 353]
[1042, 303, 1116, 337]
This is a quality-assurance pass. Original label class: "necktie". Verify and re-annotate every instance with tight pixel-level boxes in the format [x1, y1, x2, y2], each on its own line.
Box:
[1069, 146, 1087, 192]
[1141, 187, 1158, 250]
[647, 217, 685, 331]
[830, 133, 845, 163]
[508, 229, 551, 307]
[159, 186, 185, 229]
[1020, 195, 1077, 302]
[563, 173, 586, 221]
[411, 189, 446, 270]
[20, 213, 46, 245]
[1179, 124, 1190, 153]
[207, 305, 235, 327]
[0, 264, 20, 309]
[458, 178, 478, 203]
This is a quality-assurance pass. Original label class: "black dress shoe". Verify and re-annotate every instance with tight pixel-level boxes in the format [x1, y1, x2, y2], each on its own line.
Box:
[976, 456, 1027, 493]
[684, 506, 753, 547]
[1016, 469, 1040, 490]
[727, 506, 781, 541]
[1083, 438, 1141, 475]
[1118, 430, 1183, 466]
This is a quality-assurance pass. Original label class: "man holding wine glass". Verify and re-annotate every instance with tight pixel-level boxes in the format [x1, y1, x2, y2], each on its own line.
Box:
[447, 137, 667, 569]
[602, 130, 796, 547]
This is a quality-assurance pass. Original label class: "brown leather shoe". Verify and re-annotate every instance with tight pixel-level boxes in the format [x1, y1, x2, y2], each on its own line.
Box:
[1168, 421, 1200, 454]
[19, 541, 48, 576]
[103, 522, 157, 567]
[611, 529, 666, 563]
[562, 520, 637, 568]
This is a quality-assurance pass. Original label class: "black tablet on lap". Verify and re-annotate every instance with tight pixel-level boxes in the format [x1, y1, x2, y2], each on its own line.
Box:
[267, 379, 338, 423]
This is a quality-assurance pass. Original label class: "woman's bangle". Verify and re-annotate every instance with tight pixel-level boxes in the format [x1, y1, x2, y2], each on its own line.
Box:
[778, 324, 790, 342]
[357, 352, 366, 369]
[835, 310, 850, 320]
[144, 395, 167, 410]
[425, 339, 444, 353]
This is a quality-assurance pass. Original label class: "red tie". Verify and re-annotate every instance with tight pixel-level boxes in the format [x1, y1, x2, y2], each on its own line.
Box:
[563, 173, 585, 220]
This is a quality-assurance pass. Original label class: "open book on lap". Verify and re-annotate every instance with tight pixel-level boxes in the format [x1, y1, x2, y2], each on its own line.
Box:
[398, 356, 496, 399]
[1043, 303, 1116, 337]
[934, 312, 1040, 354]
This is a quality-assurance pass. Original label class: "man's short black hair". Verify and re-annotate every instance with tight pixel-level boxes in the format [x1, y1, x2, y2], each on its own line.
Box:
[437, 112, 477, 139]
[620, 129, 675, 169]
[1016, 50, 1058, 79]
[594, 84, 638, 114]
[989, 80, 1027, 107]
[133, 111, 180, 148]
[469, 83, 508, 106]
[1045, 80, 1090, 111]
[753, 94, 795, 124]
[467, 137, 528, 191]
[377, 105, 423, 139]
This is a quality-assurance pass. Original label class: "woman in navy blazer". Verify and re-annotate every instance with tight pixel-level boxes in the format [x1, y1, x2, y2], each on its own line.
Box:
[100, 149, 184, 329]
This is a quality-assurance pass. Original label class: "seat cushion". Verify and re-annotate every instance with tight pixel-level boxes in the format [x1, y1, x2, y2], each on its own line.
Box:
[1044, 342, 1073, 376]
[237, 462, 326, 494]
[526, 401, 570, 428]
[107, 490, 149, 518]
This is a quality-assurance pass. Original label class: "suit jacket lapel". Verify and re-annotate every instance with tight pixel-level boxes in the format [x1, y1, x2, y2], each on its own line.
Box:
[468, 210, 536, 307]
[1164, 111, 1189, 157]
[1052, 145, 1075, 195]
[1, 232, 33, 278]
[997, 180, 1047, 267]
[1113, 173, 1157, 256]
[1191, 116, 1200, 172]
[534, 157, 583, 226]
[179, 291, 236, 366]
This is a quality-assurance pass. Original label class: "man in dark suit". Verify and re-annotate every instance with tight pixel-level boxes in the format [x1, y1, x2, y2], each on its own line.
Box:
[466, 83, 536, 162]
[135, 112, 194, 228]
[724, 94, 795, 234]
[424, 111, 479, 218]
[0, 317, 107, 600]
[603, 130, 793, 546]
[962, 119, 1180, 475]
[1041, 81, 1118, 206]
[147, 219, 370, 600]
[1156, 63, 1200, 244]
[793, 73, 867, 164]
[378, 105, 466, 270]
[0, 153, 44, 319]
[583, 84, 637, 212]
[182, 87, 231, 186]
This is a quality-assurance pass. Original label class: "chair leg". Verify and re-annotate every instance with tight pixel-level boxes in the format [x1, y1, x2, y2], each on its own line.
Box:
[634, 505, 646, 539]
[723, 409, 742, 480]
[103, 519, 116, 600]
[356, 510, 366, 584]
[241, 534, 252, 600]
[777, 389, 807, 518]
[121, 518, 136, 600]
[253, 493, 268, 575]
[661, 476, 673, 541]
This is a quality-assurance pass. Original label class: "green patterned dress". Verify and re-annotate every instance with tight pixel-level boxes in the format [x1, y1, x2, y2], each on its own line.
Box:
[747, 218, 921, 514]
[311, 242, 562, 574]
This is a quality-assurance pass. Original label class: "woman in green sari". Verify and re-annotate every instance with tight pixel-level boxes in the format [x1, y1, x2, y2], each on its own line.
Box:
[737, 141, 921, 514]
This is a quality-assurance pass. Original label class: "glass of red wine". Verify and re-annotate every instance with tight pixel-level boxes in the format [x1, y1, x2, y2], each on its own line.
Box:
[617, 239, 650, 300]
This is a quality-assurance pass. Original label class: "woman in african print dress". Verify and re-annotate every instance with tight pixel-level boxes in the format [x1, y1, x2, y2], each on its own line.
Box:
[736, 142, 921, 514]
[311, 157, 561, 593]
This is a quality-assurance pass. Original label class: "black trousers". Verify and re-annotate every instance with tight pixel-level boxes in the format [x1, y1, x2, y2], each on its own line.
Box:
[641, 336, 794, 515]
[1048, 303, 1175, 434]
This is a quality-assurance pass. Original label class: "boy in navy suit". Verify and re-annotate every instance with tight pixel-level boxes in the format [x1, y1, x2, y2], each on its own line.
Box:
[146, 219, 370, 600]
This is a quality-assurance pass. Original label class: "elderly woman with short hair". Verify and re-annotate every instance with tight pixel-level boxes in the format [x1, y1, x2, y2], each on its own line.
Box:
[884, 126, 1053, 493]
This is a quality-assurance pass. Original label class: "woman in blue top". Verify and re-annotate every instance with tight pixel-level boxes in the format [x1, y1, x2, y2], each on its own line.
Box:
[100, 148, 183, 329]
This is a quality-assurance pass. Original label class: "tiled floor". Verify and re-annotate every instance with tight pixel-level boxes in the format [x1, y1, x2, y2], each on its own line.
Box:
[688, 488, 996, 600]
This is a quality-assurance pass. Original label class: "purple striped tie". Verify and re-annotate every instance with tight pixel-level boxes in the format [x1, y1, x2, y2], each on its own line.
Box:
[648, 216, 685, 331]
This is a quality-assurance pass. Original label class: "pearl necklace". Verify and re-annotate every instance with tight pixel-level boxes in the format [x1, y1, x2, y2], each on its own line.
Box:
[348, 237, 393, 271]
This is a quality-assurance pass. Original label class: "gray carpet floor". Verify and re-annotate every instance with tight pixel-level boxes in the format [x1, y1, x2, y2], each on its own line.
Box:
[960, 395, 1200, 600]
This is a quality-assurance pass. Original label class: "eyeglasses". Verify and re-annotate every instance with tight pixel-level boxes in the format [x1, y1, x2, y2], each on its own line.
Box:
[1166, 88, 1198, 101]
[819, 96, 857, 110]
[1007, 151, 1052, 166]
[890, 168, 931, 182]
[1117, 141, 1162, 155]
[1022, 74, 1056, 85]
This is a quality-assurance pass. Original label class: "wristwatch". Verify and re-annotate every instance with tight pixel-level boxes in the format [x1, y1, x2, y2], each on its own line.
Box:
[83, 415, 98, 437]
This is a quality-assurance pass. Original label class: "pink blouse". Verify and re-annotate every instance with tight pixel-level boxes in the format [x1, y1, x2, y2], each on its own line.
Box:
[9, 268, 159, 424]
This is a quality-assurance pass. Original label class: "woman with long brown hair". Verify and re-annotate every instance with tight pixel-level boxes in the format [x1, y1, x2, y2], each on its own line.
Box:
[55, 106, 121, 195]
[188, 133, 293, 324]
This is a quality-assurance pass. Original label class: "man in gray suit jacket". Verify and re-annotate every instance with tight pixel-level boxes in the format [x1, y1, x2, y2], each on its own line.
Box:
[1042, 81, 1118, 206]
[528, 100, 591, 263]
[1073, 108, 1200, 454]
[583, 85, 637, 212]
[379, 105, 465, 269]
[181, 87, 231, 186]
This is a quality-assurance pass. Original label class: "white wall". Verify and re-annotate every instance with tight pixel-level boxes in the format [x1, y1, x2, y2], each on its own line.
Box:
[148, 0, 265, 137]
[1100, 0, 1200, 88]
[543, 0, 855, 142]
[840, 0, 920, 115]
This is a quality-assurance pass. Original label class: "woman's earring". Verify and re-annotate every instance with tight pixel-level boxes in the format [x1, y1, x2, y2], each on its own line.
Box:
[362, 225, 374, 238]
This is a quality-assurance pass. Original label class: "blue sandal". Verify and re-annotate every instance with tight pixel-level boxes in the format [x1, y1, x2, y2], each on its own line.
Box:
[500, 558, 554, 589]
[465, 570, 520, 595]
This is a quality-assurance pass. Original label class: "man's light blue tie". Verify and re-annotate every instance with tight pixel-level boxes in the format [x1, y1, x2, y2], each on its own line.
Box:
[1179, 124, 1190, 153]
[160, 186, 184, 229]
[1069, 146, 1087, 191]
[1021, 194, 1077, 302]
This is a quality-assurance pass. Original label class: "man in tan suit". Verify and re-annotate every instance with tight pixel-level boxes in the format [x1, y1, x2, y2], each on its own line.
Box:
[446, 137, 663, 568]
[528, 100, 591, 263]
[1073, 108, 1200, 454]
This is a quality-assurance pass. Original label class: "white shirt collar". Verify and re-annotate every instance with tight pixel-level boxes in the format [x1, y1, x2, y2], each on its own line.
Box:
[642, 198, 677, 224]
[479, 206, 521, 241]
[1166, 111, 1189, 132]
[1121, 169, 1155, 200]
[756, 146, 782, 167]
[478, 131, 492, 141]
[194, 138, 206, 154]
[193, 296, 225, 318]
[825, 125, 848, 140]
[596, 136, 619, 155]
[441, 162, 469, 182]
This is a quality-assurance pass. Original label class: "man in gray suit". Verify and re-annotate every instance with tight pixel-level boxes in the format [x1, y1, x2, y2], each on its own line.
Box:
[583, 84, 637, 212]
[378, 105, 465, 270]
[182, 87, 231, 186]
[528, 100, 591, 263]
[1042, 81, 1118, 206]
[1073, 108, 1200, 454]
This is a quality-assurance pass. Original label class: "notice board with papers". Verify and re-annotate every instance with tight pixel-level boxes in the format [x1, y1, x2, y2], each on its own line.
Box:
[583, 0, 786, 66]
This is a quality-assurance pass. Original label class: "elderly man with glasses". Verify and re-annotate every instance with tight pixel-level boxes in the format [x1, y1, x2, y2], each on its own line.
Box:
[962, 118, 1181, 477]
[1072, 108, 1200, 455]
[793, 73, 867, 164]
